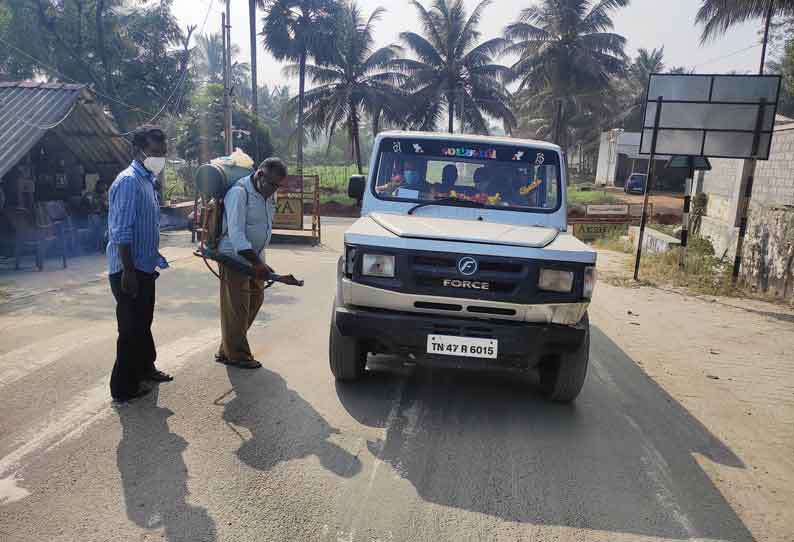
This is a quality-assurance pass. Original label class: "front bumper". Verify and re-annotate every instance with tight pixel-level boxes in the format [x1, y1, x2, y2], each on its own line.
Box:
[340, 278, 589, 325]
[334, 303, 588, 371]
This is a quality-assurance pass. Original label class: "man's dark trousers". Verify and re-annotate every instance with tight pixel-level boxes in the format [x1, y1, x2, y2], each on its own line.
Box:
[109, 270, 157, 399]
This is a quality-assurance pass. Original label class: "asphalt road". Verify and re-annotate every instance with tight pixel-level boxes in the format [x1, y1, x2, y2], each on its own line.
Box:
[0, 224, 756, 541]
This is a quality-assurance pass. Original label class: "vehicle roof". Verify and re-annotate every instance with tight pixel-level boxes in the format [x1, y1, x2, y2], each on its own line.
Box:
[376, 130, 562, 152]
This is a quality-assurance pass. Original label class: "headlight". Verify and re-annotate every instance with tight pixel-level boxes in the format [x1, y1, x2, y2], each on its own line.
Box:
[538, 269, 574, 293]
[362, 254, 395, 278]
[583, 266, 597, 299]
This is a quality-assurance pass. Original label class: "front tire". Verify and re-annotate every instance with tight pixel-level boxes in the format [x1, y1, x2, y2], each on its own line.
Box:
[539, 313, 590, 403]
[329, 305, 367, 381]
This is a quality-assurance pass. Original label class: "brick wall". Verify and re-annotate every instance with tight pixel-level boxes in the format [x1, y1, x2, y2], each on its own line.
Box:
[698, 122, 794, 301]
[753, 126, 794, 206]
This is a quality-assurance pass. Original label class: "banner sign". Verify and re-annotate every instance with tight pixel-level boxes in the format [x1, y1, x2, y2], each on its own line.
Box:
[639, 73, 781, 160]
[273, 175, 304, 230]
[586, 204, 629, 216]
[573, 223, 628, 241]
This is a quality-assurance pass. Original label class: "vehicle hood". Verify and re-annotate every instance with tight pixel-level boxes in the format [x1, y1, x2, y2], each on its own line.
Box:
[369, 212, 560, 249]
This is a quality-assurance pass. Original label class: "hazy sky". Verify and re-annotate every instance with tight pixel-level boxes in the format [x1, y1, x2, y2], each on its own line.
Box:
[172, 0, 764, 90]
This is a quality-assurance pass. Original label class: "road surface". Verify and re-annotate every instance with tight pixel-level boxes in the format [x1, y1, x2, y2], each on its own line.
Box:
[0, 222, 790, 541]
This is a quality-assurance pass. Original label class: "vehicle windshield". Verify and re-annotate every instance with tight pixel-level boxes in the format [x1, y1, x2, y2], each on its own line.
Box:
[373, 137, 561, 211]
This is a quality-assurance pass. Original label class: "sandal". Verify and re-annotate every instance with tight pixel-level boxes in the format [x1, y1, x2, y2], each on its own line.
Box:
[216, 357, 262, 369]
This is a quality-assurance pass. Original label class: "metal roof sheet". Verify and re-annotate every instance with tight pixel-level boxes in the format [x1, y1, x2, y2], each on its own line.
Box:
[0, 82, 132, 181]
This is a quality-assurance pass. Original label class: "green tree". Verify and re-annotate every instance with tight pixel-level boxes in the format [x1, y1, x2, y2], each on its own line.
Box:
[176, 83, 274, 166]
[193, 32, 251, 95]
[0, 0, 195, 131]
[286, 2, 405, 172]
[262, 0, 340, 176]
[504, 0, 628, 147]
[697, 0, 794, 73]
[632, 47, 665, 83]
[396, 0, 514, 134]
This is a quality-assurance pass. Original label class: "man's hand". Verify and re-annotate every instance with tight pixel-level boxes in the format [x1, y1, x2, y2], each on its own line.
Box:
[253, 262, 274, 281]
[121, 269, 139, 298]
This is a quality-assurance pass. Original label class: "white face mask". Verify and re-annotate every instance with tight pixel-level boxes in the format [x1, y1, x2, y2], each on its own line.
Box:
[142, 156, 166, 175]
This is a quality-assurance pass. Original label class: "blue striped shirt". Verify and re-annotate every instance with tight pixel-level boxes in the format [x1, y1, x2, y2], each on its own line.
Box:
[107, 160, 168, 274]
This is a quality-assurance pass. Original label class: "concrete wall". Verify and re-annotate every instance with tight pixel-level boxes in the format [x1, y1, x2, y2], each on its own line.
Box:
[698, 123, 794, 301]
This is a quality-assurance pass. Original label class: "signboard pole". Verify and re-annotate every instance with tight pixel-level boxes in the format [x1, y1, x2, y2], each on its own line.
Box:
[679, 157, 694, 270]
[731, 97, 767, 285]
[634, 96, 663, 281]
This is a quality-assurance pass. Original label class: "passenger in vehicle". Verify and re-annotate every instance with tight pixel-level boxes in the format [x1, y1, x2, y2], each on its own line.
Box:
[433, 164, 459, 196]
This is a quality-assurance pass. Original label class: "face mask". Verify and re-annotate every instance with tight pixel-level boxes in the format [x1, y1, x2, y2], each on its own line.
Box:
[404, 170, 419, 184]
[142, 155, 166, 175]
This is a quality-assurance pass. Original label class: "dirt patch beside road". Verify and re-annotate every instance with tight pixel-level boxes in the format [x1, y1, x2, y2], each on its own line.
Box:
[593, 249, 794, 541]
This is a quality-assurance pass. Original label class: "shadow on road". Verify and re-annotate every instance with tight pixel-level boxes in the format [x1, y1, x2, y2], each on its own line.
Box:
[116, 389, 217, 542]
[221, 365, 362, 478]
[334, 325, 753, 541]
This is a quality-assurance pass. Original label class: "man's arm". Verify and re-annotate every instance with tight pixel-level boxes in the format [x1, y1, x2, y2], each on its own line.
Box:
[108, 177, 139, 296]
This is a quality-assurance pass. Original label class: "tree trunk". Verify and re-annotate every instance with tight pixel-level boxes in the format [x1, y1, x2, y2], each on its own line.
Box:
[447, 94, 454, 134]
[350, 103, 363, 174]
[297, 50, 307, 177]
[759, 1, 775, 75]
[249, 0, 259, 116]
[372, 109, 381, 137]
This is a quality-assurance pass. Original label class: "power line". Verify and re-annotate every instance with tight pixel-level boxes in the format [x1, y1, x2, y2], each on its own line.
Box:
[693, 43, 762, 71]
[116, 0, 217, 135]
[0, 34, 152, 116]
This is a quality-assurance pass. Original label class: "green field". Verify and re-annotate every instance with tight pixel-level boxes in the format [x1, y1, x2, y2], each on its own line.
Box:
[302, 164, 364, 205]
[566, 185, 623, 207]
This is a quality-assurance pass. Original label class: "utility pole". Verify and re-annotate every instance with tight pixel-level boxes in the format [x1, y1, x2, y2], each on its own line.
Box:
[732, 6, 774, 285]
[223, 1, 233, 156]
[249, 0, 259, 161]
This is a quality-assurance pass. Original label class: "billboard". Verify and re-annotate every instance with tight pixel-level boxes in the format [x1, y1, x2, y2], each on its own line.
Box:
[639, 73, 782, 160]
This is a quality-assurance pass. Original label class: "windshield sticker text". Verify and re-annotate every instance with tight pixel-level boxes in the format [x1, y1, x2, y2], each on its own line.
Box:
[441, 147, 497, 160]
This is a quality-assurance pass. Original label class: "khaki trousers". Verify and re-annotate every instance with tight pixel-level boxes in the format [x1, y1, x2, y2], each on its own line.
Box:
[217, 263, 265, 362]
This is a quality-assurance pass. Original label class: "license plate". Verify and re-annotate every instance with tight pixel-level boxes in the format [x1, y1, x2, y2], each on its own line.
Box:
[426, 335, 498, 359]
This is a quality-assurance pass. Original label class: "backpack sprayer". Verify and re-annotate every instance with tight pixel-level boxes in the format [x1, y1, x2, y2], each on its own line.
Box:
[193, 150, 304, 290]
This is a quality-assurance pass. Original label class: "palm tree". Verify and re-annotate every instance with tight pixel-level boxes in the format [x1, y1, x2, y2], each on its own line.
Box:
[193, 33, 245, 85]
[697, 0, 794, 74]
[632, 47, 665, 83]
[285, 2, 406, 172]
[262, 0, 340, 175]
[504, 0, 628, 147]
[395, 0, 515, 134]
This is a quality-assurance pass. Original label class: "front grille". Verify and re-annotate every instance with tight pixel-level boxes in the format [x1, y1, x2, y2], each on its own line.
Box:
[410, 254, 528, 301]
[415, 301, 462, 312]
[350, 245, 586, 305]
[467, 306, 517, 316]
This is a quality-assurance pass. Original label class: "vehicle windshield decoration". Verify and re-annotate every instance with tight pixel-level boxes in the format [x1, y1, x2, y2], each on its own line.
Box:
[373, 138, 561, 212]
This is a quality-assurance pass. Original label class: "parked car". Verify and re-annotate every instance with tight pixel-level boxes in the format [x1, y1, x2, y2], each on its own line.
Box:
[624, 173, 647, 194]
[331, 131, 597, 403]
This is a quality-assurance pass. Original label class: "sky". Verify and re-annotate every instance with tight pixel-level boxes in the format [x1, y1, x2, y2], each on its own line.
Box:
[171, 0, 765, 92]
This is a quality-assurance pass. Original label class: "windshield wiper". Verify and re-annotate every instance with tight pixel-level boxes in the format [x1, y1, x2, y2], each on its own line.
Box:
[408, 197, 487, 215]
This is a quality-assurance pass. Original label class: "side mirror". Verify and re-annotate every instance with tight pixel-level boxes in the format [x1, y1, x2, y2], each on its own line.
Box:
[348, 175, 366, 206]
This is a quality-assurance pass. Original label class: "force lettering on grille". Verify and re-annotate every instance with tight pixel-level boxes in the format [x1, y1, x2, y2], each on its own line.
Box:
[442, 279, 491, 290]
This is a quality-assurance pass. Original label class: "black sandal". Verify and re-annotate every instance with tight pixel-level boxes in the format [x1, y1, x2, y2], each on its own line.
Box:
[147, 369, 174, 382]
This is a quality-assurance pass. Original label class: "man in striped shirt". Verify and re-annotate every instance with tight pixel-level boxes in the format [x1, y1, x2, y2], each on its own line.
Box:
[107, 126, 173, 402]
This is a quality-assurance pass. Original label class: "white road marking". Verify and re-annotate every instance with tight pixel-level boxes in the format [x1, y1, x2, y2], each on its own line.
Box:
[0, 328, 220, 505]
[0, 323, 114, 387]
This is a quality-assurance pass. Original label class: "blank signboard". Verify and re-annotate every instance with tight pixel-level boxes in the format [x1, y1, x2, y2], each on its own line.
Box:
[639, 73, 781, 159]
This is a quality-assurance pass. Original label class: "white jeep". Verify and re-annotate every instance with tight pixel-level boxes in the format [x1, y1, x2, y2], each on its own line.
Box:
[330, 131, 597, 402]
